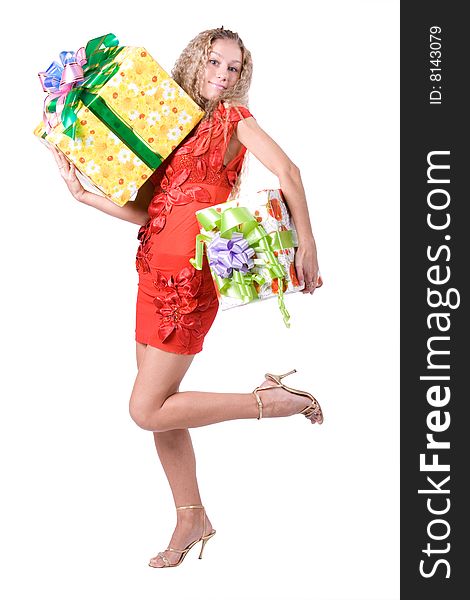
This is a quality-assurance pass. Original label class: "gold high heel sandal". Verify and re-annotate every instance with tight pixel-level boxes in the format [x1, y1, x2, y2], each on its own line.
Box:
[148, 504, 216, 568]
[252, 369, 324, 424]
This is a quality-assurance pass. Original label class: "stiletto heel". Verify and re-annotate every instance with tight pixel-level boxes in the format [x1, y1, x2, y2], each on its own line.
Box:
[148, 505, 216, 568]
[198, 528, 216, 559]
[198, 536, 209, 559]
[270, 368, 297, 380]
[253, 369, 324, 424]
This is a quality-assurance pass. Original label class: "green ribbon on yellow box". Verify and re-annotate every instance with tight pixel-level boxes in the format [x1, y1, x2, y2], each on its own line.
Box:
[43, 33, 163, 170]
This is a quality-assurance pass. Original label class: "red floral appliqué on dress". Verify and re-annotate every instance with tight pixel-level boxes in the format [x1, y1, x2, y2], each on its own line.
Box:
[174, 118, 225, 162]
[152, 265, 214, 347]
[136, 223, 153, 274]
[147, 164, 212, 235]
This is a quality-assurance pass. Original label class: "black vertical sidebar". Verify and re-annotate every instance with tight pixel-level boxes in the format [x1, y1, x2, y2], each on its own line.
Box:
[401, 2, 468, 599]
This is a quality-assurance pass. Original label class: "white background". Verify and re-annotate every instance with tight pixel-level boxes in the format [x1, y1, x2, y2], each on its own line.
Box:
[0, 1, 399, 598]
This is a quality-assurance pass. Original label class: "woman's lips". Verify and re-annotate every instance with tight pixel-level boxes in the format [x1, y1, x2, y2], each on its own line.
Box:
[209, 82, 226, 90]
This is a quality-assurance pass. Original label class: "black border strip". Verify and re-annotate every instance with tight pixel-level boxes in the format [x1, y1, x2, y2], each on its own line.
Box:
[401, 2, 467, 597]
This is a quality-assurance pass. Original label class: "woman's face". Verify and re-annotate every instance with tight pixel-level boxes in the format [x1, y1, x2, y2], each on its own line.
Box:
[200, 38, 242, 100]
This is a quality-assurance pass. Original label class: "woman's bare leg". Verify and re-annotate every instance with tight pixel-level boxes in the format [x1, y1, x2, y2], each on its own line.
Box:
[135, 343, 214, 568]
[130, 345, 317, 433]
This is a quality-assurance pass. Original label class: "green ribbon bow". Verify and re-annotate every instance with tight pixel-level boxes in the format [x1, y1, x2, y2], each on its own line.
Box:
[190, 205, 297, 327]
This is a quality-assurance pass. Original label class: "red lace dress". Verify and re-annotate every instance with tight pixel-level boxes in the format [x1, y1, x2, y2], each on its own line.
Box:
[135, 103, 254, 354]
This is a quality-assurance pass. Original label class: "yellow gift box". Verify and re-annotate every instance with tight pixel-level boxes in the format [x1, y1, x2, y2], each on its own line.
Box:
[34, 38, 204, 206]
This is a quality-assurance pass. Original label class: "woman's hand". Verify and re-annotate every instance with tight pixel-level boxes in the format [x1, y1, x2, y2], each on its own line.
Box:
[49, 146, 86, 202]
[48, 145, 152, 225]
[295, 239, 323, 295]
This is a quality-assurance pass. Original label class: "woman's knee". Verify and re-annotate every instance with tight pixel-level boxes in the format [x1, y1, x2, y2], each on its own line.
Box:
[129, 345, 193, 430]
[129, 406, 167, 432]
[128, 392, 168, 431]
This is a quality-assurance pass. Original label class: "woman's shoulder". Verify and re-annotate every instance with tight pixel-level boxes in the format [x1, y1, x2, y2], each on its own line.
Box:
[219, 102, 254, 122]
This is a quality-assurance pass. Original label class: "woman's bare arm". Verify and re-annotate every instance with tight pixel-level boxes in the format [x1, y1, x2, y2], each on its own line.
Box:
[236, 118, 315, 243]
[50, 146, 153, 226]
[236, 117, 322, 293]
[79, 179, 154, 226]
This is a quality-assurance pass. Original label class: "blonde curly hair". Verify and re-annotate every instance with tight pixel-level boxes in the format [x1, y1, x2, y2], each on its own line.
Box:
[171, 27, 253, 118]
[172, 27, 253, 198]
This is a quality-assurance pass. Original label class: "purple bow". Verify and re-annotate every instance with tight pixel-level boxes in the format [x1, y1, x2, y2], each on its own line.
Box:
[207, 233, 255, 278]
[38, 48, 87, 132]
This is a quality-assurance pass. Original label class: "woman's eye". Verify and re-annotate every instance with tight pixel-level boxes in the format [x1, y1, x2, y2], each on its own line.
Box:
[208, 59, 238, 73]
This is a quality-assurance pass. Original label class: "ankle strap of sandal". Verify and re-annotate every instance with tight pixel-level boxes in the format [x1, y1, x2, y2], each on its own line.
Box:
[252, 383, 281, 420]
[252, 389, 263, 420]
[176, 504, 210, 537]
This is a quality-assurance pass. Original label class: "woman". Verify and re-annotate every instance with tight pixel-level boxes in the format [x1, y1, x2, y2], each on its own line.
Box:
[50, 27, 323, 568]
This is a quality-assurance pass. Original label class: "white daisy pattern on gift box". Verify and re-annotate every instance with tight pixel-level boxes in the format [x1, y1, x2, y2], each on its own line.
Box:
[163, 88, 176, 101]
[118, 148, 132, 163]
[108, 132, 121, 145]
[106, 74, 120, 88]
[128, 110, 140, 121]
[85, 160, 100, 176]
[127, 181, 138, 195]
[167, 127, 180, 141]
[133, 156, 144, 167]
[178, 111, 192, 125]
[70, 139, 83, 151]
[127, 82, 140, 95]
[85, 136, 94, 147]
[161, 105, 170, 116]
[147, 111, 161, 126]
